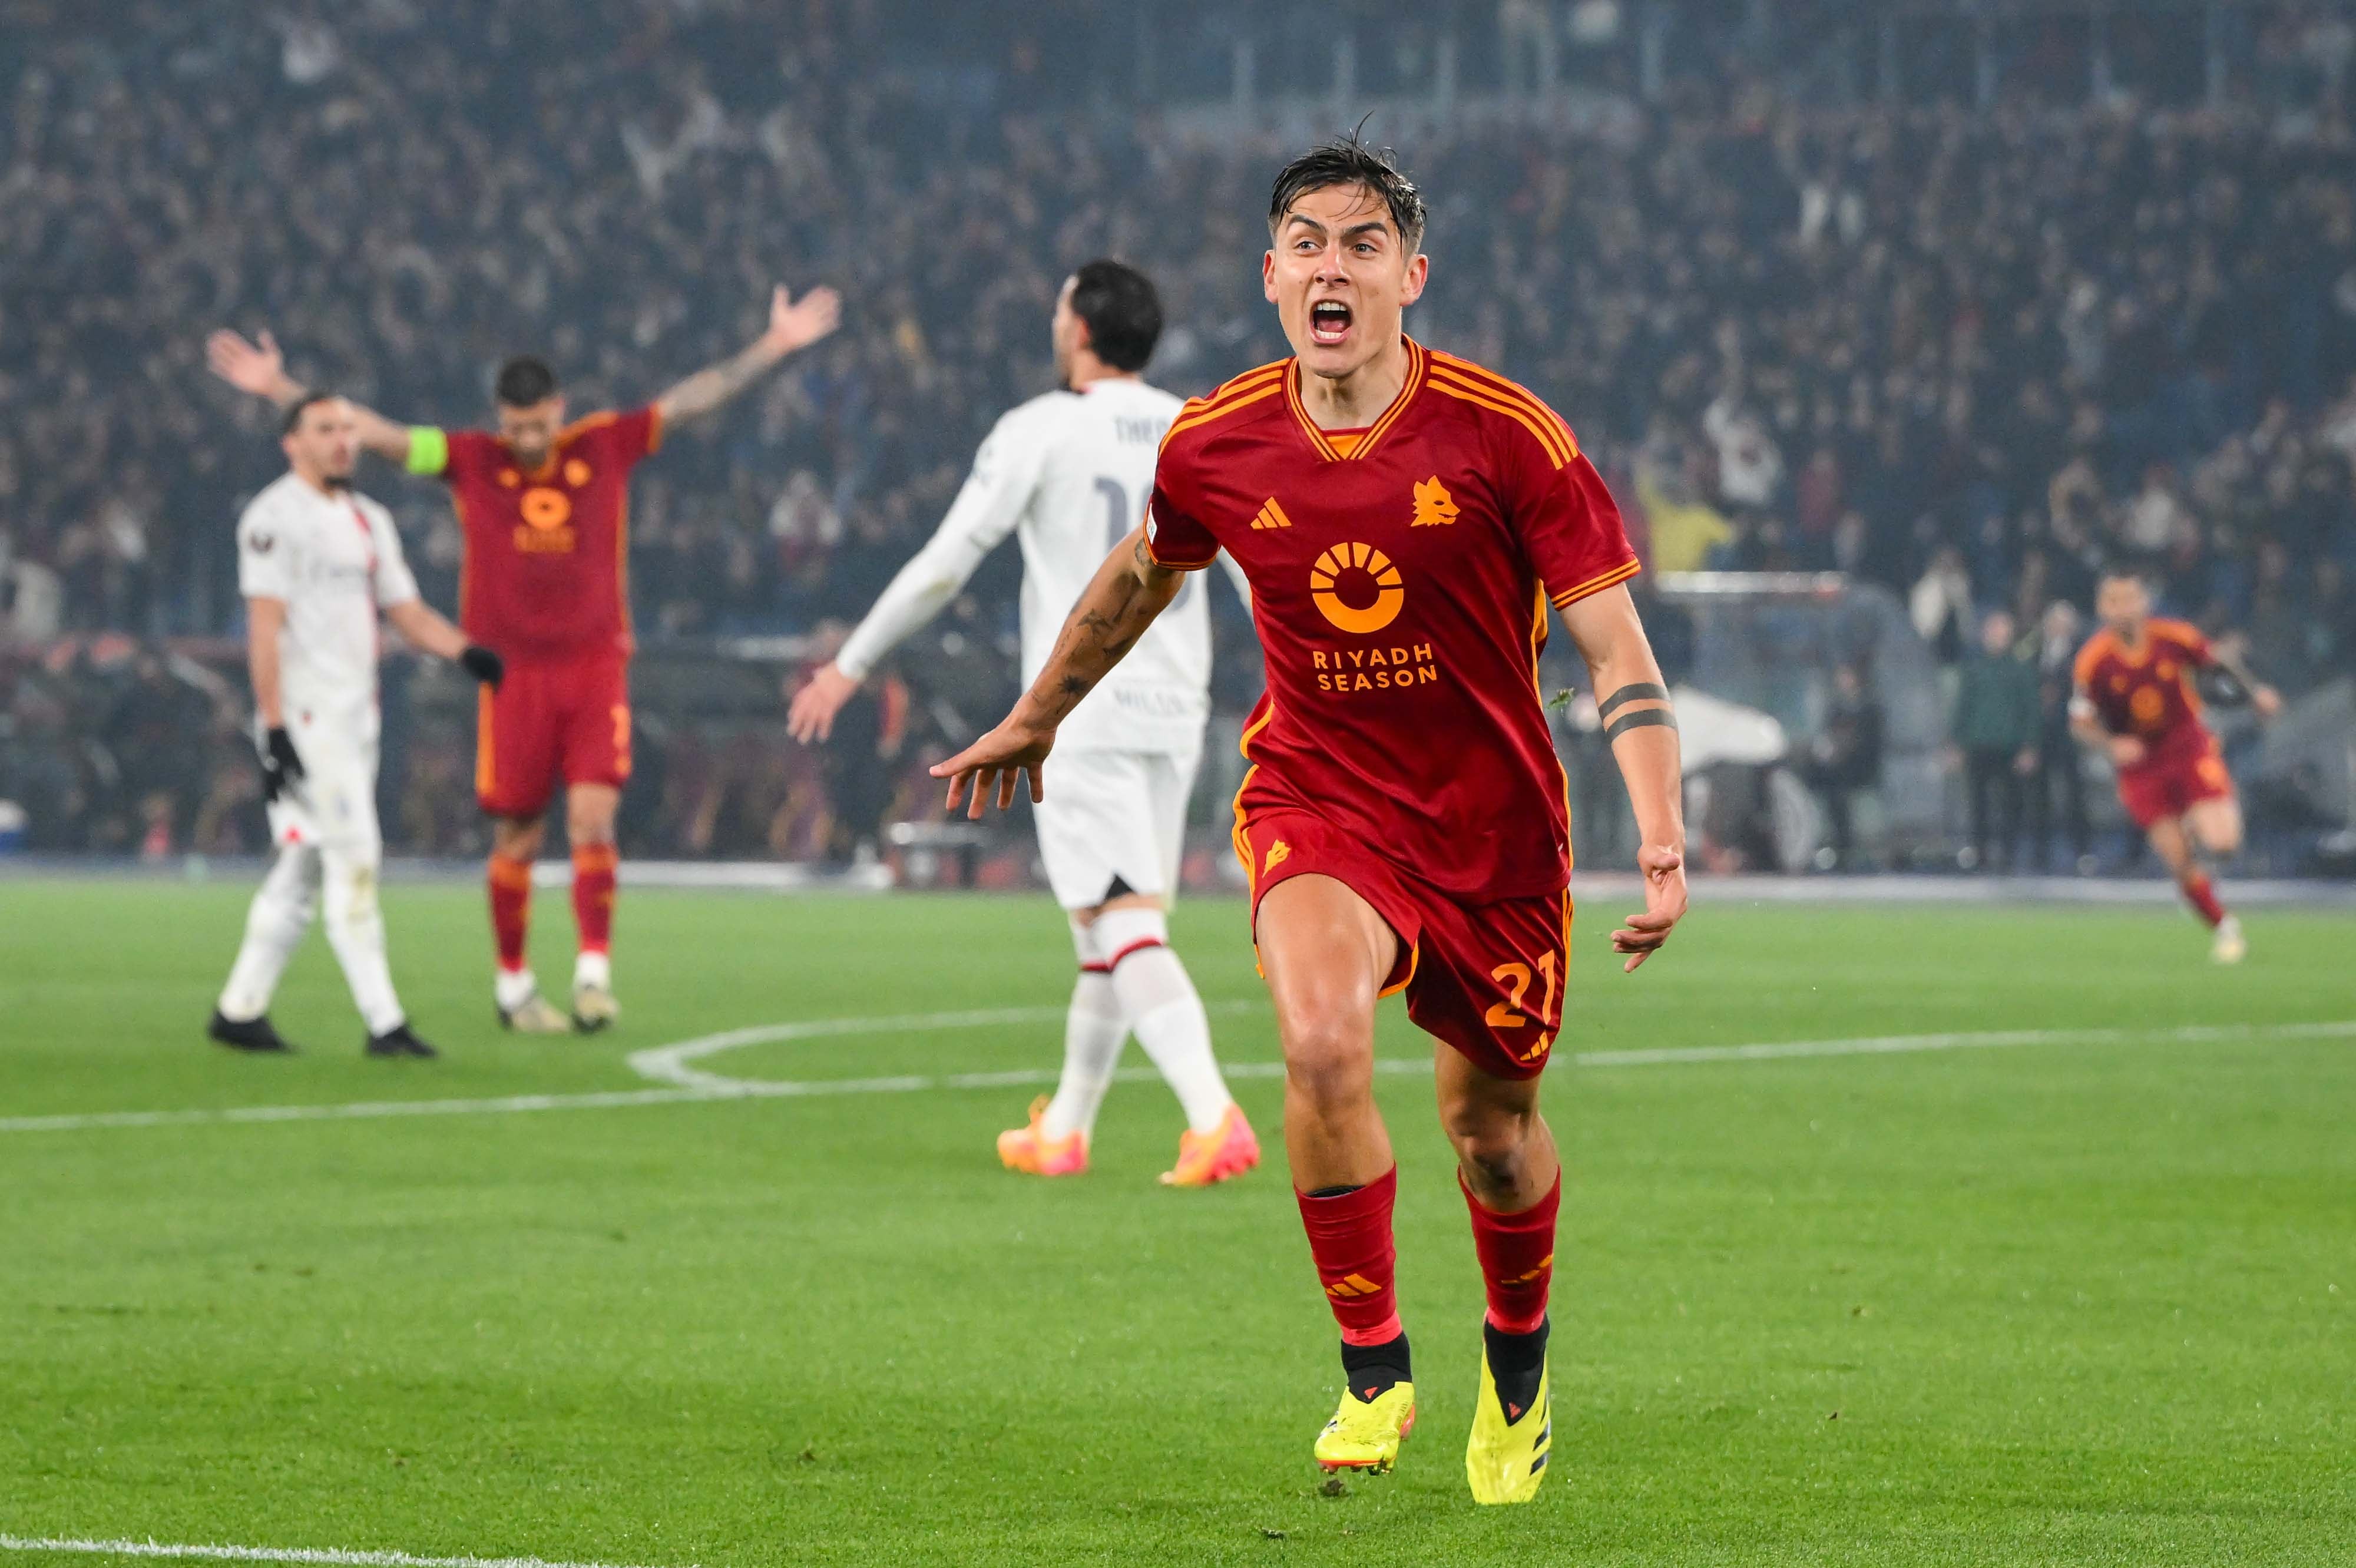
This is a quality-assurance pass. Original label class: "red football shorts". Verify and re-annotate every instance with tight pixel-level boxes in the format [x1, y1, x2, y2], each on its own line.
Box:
[1234, 806, 1571, 1081]
[2115, 732, 2233, 830]
[474, 652, 632, 819]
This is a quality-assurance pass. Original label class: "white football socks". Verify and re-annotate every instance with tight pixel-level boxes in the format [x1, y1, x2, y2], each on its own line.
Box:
[575, 949, 611, 991]
[1093, 905, 1233, 1136]
[218, 844, 319, 1022]
[494, 965, 540, 1013]
[1041, 963, 1127, 1141]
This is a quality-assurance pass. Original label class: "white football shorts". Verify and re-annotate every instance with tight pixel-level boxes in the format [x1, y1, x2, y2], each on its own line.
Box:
[1033, 742, 1202, 911]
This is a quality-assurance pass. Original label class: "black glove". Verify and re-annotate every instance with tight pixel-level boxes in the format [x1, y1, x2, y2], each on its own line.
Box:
[459, 644, 505, 692]
[259, 726, 305, 803]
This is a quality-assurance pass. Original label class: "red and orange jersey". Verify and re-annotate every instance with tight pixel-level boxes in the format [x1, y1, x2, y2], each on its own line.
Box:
[1146, 340, 1639, 901]
[434, 406, 663, 660]
[2073, 617, 2215, 749]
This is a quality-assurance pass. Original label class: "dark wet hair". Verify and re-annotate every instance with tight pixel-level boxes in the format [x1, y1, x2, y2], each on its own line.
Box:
[1268, 133, 1427, 253]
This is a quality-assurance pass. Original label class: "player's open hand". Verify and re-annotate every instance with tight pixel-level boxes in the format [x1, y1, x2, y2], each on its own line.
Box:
[930, 720, 1054, 819]
[787, 662, 859, 744]
[765, 286, 842, 357]
[207, 328, 289, 398]
[1613, 843, 1687, 972]
[2107, 735, 2147, 769]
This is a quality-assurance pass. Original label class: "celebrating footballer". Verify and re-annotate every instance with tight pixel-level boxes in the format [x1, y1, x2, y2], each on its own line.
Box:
[933, 137, 1689, 1503]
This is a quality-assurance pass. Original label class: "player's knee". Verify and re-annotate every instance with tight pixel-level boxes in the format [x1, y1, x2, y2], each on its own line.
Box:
[1442, 1106, 1538, 1192]
[493, 818, 544, 860]
[1276, 1005, 1375, 1109]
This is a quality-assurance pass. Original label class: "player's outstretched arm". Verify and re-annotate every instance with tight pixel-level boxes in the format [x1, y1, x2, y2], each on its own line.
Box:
[383, 599, 504, 690]
[1561, 584, 1689, 972]
[930, 527, 1184, 818]
[652, 285, 842, 428]
[789, 416, 1037, 744]
[206, 329, 416, 464]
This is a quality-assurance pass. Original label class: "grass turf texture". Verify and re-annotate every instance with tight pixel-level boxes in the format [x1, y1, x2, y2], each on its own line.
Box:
[1, 882, 2350, 1567]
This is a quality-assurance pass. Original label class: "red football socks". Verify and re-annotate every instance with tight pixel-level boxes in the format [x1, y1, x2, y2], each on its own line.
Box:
[2181, 871, 2226, 929]
[488, 853, 533, 972]
[1298, 1166, 1402, 1346]
[572, 843, 618, 956]
[1463, 1169, 1560, 1335]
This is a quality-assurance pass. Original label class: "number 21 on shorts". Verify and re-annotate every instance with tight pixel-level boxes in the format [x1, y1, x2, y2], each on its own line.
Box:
[1485, 950, 1558, 1029]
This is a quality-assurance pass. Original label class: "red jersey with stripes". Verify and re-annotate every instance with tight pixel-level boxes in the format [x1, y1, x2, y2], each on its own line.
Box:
[1145, 340, 1638, 900]
[435, 407, 661, 660]
[2073, 618, 2215, 762]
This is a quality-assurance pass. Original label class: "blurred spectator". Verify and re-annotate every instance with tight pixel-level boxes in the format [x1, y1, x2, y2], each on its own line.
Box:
[1951, 610, 2041, 872]
[1799, 663, 1884, 871]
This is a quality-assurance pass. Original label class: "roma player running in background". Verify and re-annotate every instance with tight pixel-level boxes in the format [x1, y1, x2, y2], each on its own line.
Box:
[208, 285, 841, 1030]
[932, 138, 1687, 1503]
[2072, 568, 2281, 962]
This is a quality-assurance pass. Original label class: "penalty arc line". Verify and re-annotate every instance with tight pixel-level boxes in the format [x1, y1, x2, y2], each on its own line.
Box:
[1, 1015, 2349, 1137]
[0, 1536, 684, 1568]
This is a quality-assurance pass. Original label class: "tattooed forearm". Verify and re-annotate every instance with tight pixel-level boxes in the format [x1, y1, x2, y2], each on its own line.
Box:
[1011, 528, 1188, 730]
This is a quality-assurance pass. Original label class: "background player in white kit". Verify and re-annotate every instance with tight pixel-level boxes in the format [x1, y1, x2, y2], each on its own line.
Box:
[789, 260, 1261, 1187]
[207, 393, 505, 1058]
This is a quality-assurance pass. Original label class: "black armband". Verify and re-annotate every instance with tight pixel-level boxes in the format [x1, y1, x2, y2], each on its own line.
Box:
[1596, 682, 1670, 722]
[1603, 707, 1678, 742]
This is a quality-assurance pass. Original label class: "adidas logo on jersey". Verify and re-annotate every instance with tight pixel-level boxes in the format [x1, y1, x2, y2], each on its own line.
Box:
[1250, 497, 1294, 530]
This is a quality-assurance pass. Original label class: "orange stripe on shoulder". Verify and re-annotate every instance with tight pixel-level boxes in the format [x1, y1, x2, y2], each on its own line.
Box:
[1209, 359, 1289, 401]
[1430, 375, 1574, 469]
[1428, 352, 1580, 452]
[558, 412, 622, 442]
[1163, 379, 1284, 448]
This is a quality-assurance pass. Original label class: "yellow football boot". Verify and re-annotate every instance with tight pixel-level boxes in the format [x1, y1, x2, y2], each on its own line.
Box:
[1314, 1381, 1417, 1474]
[1464, 1339, 1551, 1504]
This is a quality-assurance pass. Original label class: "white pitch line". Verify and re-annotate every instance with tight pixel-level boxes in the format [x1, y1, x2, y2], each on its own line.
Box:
[1, 1016, 2347, 1138]
[0, 1536, 681, 1568]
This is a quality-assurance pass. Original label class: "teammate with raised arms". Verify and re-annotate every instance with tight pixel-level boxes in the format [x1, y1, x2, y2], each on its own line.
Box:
[208, 285, 839, 1033]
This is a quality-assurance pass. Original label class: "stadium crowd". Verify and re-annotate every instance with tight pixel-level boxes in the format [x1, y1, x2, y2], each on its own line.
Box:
[5, 0, 2355, 859]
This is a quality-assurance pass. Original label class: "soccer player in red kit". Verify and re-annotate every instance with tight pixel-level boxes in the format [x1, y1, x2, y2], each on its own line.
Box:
[209, 285, 840, 1029]
[2072, 568, 2280, 962]
[932, 139, 1688, 1503]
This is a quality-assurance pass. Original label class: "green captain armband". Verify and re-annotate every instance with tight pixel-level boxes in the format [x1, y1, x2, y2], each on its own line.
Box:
[404, 426, 449, 476]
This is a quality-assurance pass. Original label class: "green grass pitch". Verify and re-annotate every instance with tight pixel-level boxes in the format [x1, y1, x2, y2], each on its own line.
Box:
[1, 881, 2351, 1566]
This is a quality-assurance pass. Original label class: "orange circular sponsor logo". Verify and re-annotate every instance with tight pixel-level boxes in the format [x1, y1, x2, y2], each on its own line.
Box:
[1310, 542, 1405, 634]
[564, 459, 591, 487]
[2129, 686, 2165, 726]
[519, 487, 573, 530]
[2197, 755, 2229, 788]
[498, 468, 521, 488]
